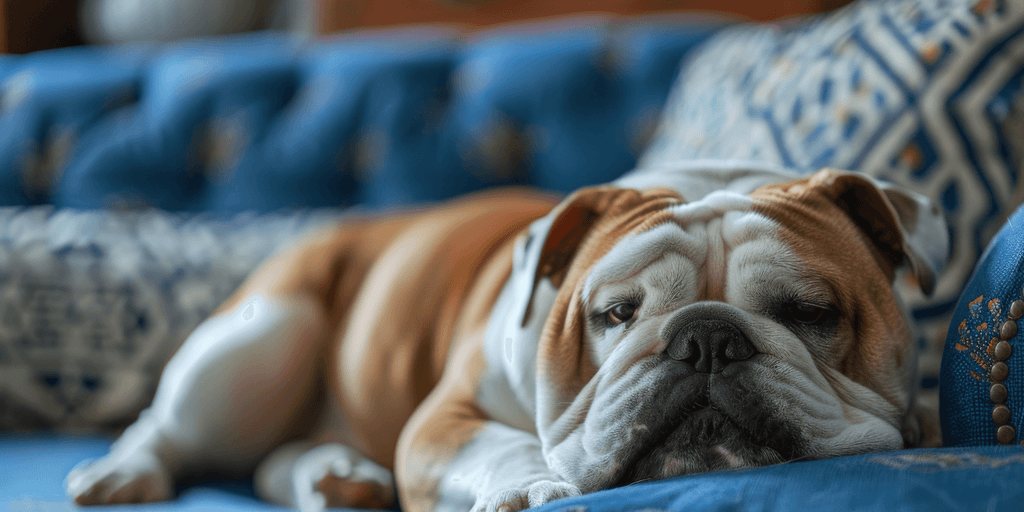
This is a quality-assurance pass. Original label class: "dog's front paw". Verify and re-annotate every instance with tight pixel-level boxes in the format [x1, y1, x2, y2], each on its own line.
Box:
[473, 480, 581, 512]
[65, 452, 173, 505]
[291, 443, 395, 512]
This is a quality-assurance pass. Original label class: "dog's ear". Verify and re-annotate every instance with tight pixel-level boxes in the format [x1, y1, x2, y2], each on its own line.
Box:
[515, 185, 680, 326]
[516, 186, 632, 326]
[533, 186, 630, 290]
[804, 169, 949, 296]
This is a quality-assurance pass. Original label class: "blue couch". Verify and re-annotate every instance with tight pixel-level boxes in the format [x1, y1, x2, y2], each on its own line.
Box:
[0, 21, 716, 213]
[4, 10, 1024, 512]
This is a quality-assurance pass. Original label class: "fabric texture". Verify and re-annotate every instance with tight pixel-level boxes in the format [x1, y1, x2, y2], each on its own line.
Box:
[0, 207, 343, 432]
[639, 0, 1024, 409]
[941, 202, 1024, 446]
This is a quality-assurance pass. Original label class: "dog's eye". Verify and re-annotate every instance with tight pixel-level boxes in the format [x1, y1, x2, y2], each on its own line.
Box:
[786, 303, 831, 325]
[607, 303, 638, 325]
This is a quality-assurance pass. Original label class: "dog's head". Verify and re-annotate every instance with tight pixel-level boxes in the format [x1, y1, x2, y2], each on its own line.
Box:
[493, 168, 947, 493]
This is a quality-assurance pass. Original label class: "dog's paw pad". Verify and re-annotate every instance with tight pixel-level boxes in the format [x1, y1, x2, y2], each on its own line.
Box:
[475, 481, 581, 512]
[292, 443, 395, 512]
[65, 454, 172, 505]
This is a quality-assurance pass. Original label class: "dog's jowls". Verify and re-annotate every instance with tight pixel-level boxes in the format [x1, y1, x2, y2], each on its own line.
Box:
[66, 166, 948, 512]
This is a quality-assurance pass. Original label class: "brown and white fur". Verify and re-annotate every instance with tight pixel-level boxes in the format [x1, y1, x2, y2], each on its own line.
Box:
[66, 163, 947, 512]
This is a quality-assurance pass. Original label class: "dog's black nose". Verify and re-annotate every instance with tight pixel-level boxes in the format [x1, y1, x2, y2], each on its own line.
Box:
[666, 319, 755, 373]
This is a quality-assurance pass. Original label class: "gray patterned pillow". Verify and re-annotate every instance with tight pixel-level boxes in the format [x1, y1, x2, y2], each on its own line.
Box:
[0, 207, 343, 432]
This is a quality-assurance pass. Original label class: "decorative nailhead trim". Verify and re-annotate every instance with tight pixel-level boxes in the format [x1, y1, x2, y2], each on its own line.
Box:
[1011, 300, 1024, 320]
[994, 405, 1011, 425]
[1002, 320, 1018, 341]
[991, 383, 1008, 404]
[992, 362, 1009, 382]
[995, 341, 1013, 361]
[998, 425, 1016, 444]
[991, 288, 1021, 445]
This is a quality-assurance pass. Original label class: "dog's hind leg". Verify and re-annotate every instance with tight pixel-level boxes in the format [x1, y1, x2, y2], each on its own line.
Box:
[66, 292, 329, 505]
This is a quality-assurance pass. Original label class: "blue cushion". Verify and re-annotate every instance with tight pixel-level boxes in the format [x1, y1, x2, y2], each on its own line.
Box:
[1, 434, 290, 511]
[941, 201, 1024, 447]
[532, 445, 1024, 511]
[6, 434, 1024, 511]
[0, 22, 721, 214]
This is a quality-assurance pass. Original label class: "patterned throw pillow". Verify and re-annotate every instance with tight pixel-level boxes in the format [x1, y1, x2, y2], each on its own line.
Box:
[640, 0, 1024, 409]
[0, 207, 342, 432]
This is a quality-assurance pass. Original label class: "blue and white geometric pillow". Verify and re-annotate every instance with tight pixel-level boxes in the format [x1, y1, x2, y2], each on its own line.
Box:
[0, 207, 343, 432]
[640, 0, 1024, 406]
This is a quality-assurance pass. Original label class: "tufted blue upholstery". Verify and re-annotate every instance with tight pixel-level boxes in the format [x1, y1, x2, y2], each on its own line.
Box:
[0, 21, 722, 214]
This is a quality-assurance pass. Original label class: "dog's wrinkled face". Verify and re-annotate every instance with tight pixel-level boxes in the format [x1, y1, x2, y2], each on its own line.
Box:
[516, 170, 946, 493]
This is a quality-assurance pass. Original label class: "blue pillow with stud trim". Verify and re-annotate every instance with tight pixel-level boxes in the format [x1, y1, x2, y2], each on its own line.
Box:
[941, 201, 1024, 447]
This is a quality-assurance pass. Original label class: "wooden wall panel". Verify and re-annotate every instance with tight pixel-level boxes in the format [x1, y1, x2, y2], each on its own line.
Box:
[315, 0, 856, 34]
[0, 0, 83, 54]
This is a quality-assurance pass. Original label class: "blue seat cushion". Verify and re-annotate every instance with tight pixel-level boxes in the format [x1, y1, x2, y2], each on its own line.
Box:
[2, 434, 288, 511]
[6, 434, 1024, 511]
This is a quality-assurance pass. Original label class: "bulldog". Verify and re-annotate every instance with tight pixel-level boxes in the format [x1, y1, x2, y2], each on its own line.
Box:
[65, 163, 947, 512]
